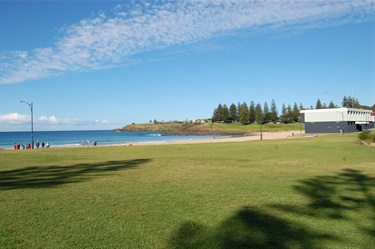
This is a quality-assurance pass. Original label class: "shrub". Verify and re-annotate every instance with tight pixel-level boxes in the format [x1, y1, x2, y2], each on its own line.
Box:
[358, 131, 375, 143]
[358, 131, 370, 141]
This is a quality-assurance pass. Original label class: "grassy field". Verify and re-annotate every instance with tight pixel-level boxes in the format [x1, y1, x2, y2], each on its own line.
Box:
[0, 133, 374, 248]
[121, 122, 304, 133]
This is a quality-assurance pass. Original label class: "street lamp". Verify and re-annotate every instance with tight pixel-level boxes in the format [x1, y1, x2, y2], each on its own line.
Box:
[20, 101, 34, 149]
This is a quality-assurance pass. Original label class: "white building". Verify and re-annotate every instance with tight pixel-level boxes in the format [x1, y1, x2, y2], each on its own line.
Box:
[300, 108, 374, 133]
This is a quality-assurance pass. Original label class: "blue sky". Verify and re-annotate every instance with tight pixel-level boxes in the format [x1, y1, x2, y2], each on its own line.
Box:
[0, 0, 374, 131]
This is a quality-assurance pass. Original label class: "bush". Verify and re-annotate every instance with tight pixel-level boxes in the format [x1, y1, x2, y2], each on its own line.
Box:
[358, 131, 375, 142]
[358, 131, 370, 141]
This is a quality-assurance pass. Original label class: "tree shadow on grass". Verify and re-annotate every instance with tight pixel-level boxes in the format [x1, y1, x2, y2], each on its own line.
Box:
[272, 168, 375, 238]
[169, 169, 374, 248]
[272, 169, 375, 217]
[170, 206, 334, 249]
[0, 159, 151, 190]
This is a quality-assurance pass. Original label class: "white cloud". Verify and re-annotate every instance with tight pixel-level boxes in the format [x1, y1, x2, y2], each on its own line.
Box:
[38, 115, 59, 123]
[95, 119, 109, 124]
[1, 0, 374, 84]
[0, 112, 116, 131]
[0, 113, 29, 124]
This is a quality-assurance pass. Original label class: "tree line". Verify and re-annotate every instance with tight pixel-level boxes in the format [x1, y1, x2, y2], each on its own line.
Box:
[212, 96, 374, 125]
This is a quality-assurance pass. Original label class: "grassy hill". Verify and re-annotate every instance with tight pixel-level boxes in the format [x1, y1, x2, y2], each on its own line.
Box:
[119, 122, 304, 134]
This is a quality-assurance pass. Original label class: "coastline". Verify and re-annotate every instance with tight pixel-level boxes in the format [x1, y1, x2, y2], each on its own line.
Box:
[4, 131, 309, 149]
[99, 130, 308, 147]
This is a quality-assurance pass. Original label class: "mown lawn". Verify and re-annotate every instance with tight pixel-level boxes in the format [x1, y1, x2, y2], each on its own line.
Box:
[0, 133, 374, 248]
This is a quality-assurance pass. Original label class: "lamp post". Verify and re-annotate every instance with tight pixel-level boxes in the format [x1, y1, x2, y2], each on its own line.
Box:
[20, 101, 34, 149]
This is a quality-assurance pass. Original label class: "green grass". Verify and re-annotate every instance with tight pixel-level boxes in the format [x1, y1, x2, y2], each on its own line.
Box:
[197, 122, 303, 132]
[1, 133, 374, 248]
[122, 122, 304, 133]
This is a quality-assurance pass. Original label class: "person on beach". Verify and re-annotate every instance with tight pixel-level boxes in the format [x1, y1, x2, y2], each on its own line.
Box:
[45, 142, 50, 148]
[42, 142, 45, 148]
[14, 143, 17, 150]
[36, 141, 40, 149]
[26, 143, 31, 149]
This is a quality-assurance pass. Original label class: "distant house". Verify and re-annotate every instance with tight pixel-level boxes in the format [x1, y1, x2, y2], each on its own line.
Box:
[300, 108, 374, 133]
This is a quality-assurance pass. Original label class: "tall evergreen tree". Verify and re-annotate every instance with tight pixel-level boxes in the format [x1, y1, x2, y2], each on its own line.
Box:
[212, 104, 223, 122]
[249, 101, 256, 123]
[342, 96, 348, 107]
[315, 99, 323, 109]
[286, 104, 293, 123]
[292, 102, 299, 122]
[270, 99, 278, 123]
[328, 101, 336, 108]
[239, 102, 249, 125]
[212, 108, 218, 123]
[255, 103, 263, 124]
[229, 103, 237, 123]
[280, 103, 287, 124]
[263, 101, 270, 123]
[222, 104, 230, 123]
[237, 102, 242, 122]
[342, 96, 360, 108]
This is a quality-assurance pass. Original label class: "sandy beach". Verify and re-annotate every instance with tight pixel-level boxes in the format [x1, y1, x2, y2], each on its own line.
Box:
[126, 130, 309, 146]
[2, 130, 311, 150]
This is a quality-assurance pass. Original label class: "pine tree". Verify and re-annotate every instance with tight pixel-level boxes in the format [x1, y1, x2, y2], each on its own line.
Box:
[280, 103, 287, 124]
[328, 101, 336, 108]
[249, 101, 256, 123]
[237, 102, 242, 122]
[211, 108, 218, 123]
[255, 103, 263, 124]
[222, 104, 230, 123]
[270, 99, 278, 123]
[263, 101, 270, 123]
[239, 102, 249, 125]
[315, 99, 322, 109]
[212, 104, 223, 122]
[344, 97, 350, 107]
[292, 102, 299, 122]
[286, 104, 293, 123]
[229, 103, 237, 123]
[343, 96, 361, 108]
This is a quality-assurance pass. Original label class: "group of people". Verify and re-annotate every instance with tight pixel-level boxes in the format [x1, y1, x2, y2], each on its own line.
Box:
[14, 141, 49, 150]
[83, 140, 97, 146]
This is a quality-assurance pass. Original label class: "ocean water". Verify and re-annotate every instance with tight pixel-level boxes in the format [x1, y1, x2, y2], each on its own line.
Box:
[0, 130, 214, 149]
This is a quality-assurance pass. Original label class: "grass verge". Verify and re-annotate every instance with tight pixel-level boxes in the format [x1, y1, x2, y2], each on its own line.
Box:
[121, 122, 304, 134]
[0, 133, 374, 248]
